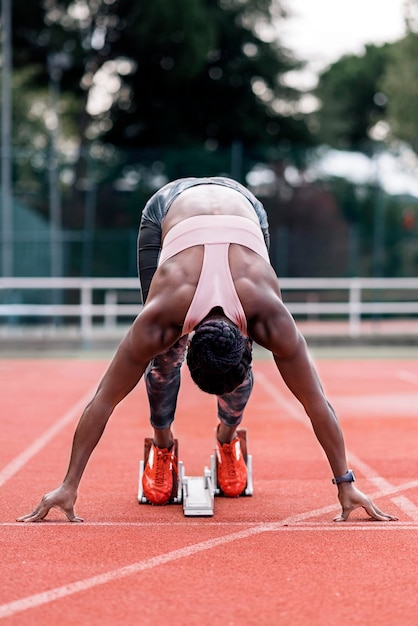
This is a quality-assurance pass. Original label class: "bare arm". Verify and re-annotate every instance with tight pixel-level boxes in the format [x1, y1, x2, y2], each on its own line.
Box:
[275, 333, 348, 476]
[250, 300, 397, 522]
[263, 310, 349, 477]
[62, 331, 150, 489]
[17, 307, 181, 522]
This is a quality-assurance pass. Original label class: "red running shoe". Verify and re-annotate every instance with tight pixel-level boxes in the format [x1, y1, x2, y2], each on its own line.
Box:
[142, 443, 177, 505]
[216, 435, 247, 497]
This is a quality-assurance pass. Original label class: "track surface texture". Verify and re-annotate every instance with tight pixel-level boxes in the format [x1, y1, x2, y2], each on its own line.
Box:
[1, 352, 417, 625]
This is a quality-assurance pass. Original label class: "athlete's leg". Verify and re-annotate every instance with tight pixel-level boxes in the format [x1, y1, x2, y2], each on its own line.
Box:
[138, 217, 187, 448]
[215, 367, 253, 496]
[138, 217, 188, 503]
[217, 366, 254, 442]
[145, 336, 188, 446]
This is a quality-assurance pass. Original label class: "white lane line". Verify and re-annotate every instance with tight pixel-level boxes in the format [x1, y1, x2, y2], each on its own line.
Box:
[390, 496, 418, 521]
[396, 370, 418, 385]
[277, 479, 418, 524]
[326, 394, 418, 419]
[255, 371, 307, 425]
[2, 475, 417, 618]
[1, 520, 417, 528]
[344, 452, 393, 492]
[0, 368, 415, 618]
[266, 524, 416, 531]
[256, 370, 418, 519]
[0, 386, 96, 488]
[0, 525, 277, 618]
[3, 477, 417, 529]
[0, 514, 410, 619]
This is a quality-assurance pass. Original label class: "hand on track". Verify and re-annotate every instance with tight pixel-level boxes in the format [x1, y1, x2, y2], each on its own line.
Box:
[334, 484, 398, 522]
[16, 485, 83, 523]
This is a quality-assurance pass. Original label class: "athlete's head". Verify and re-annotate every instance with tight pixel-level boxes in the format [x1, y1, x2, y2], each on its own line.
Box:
[186, 318, 252, 395]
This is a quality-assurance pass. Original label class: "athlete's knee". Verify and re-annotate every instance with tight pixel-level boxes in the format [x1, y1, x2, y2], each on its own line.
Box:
[147, 338, 188, 378]
[217, 368, 254, 426]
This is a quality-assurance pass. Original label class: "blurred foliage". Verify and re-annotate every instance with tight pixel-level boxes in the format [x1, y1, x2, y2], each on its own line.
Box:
[6, 141, 418, 279]
[322, 175, 413, 276]
[2, 0, 418, 279]
[10, 0, 312, 151]
[312, 3, 418, 160]
[6, 0, 315, 230]
[380, 31, 418, 153]
[312, 44, 391, 151]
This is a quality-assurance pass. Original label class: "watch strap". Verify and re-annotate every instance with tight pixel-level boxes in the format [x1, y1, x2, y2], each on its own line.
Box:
[332, 469, 355, 485]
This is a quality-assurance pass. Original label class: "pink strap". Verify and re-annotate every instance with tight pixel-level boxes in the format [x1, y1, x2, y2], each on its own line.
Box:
[182, 243, 247, 335]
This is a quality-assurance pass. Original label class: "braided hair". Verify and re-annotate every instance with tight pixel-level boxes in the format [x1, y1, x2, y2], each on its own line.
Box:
[186, 319, 252, 395]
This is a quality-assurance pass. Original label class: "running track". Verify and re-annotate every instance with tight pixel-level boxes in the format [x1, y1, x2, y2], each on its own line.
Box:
[1, 353, 417, 625]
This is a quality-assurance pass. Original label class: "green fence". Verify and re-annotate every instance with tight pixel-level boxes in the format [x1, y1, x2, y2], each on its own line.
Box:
[1, 145, 418, 282]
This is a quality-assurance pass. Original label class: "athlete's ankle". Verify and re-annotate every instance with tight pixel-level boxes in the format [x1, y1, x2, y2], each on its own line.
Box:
[152, 428, 174, 450]
[216, 423, 238, 445]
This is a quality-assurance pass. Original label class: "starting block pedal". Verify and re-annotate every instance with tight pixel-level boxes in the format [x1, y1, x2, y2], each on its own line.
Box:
[182, 467, 215, 516]
[137, 428, 253, 517]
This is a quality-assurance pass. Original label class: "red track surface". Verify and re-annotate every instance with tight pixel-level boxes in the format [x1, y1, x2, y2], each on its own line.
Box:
[1, 356, 417, 625]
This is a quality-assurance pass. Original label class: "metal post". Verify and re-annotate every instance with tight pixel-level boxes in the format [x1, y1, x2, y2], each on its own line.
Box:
[46, 52, 71, 323]
[1, 0, 13, 277]
[47, 55, 64, 279]
[372, 183, 385, 278]
[349, 280, 361, 338]
[371, 143, 386, 279]
[81, 149, 97, 277]
[230, 140, 243, 182]
[47, 52, 71, 280]
[80, 281, 93, 344]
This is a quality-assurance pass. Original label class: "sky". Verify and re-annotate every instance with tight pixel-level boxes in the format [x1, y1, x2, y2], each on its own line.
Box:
[280, 0, 407, 89]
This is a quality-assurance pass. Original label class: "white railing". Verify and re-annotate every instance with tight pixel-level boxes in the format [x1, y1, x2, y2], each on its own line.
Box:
[0, 276, 418, 341]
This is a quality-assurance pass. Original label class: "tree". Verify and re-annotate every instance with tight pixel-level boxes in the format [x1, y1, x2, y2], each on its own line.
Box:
[7, 0, 313, 231]
[380, 31, 418, 153]
[312, 44, 392, 151]
[102, 0, 312, 150]
[10, 0, 311, 151]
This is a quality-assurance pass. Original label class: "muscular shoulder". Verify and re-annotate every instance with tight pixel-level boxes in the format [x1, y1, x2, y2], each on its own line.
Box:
[232, 252, 280, 311]
[127, 298, 183, 363]
[233, 260, 300, 357]
[248, 294, 301, 359]
[143, 252, 199, 326]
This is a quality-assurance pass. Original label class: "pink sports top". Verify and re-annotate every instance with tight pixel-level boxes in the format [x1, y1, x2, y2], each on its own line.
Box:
[158, 215, 270, 336]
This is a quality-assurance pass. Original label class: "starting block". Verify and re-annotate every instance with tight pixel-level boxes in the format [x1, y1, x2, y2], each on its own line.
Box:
[138, 429, 253, 517]
[182, 467, 215, 516]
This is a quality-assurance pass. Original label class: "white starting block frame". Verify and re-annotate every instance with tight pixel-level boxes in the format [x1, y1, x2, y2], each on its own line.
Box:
[138, 429, 253, 517]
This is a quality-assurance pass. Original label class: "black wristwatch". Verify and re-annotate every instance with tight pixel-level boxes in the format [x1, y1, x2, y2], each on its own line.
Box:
[332, 469, 355, 485]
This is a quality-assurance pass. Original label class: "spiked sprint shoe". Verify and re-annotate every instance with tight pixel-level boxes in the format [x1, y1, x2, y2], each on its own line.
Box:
[142, 442, 178, 505]
[216, 433, 247, 497]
